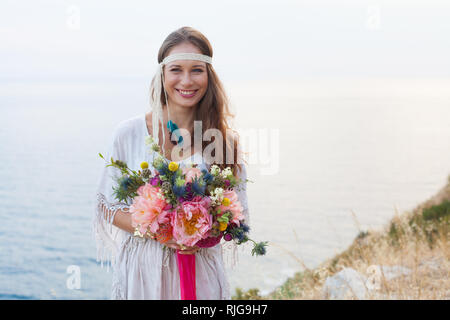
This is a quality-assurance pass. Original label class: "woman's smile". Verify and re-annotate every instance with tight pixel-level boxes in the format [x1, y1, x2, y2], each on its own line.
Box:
[176, 89, 199, 98]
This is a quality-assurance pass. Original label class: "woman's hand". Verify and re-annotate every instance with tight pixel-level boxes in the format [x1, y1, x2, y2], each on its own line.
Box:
[164, 239, 182, 250]
[177, 245, 200, 255]
[164, 239, 200, 255]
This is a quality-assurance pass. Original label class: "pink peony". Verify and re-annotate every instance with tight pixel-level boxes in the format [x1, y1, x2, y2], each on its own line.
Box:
[217, 190, 244, 226]
[171, 196, 212, 247]
[182, 166, 202, 183]
[129, 183, 171, 235]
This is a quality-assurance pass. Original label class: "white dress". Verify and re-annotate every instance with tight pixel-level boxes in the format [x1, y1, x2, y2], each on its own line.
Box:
[93, 113, 249, 300]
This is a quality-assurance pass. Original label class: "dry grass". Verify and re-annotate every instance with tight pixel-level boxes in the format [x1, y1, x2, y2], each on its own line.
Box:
[234, 176, 450, 300]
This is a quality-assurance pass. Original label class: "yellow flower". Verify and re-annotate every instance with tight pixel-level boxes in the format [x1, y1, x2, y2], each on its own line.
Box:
[221, 197, 230, 206]
[168, 161, 179, 172]
[219, 221, 228, 231]
[140, 161, 149, 169]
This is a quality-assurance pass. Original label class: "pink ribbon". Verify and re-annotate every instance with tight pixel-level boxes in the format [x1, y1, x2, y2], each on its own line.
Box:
[176, 250, 197, 300]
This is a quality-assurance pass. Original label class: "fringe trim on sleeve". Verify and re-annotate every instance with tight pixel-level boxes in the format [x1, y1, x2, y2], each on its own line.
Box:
[221, 241, 239, 269]
[93, 192, 130, 272]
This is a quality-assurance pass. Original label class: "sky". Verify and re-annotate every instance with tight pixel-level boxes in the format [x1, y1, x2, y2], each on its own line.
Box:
[1, 0, 450, 83]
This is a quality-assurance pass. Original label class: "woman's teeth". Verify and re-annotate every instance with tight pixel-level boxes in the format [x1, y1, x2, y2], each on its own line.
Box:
[179, 90, 196, 95]
[177, 89, 198, 98]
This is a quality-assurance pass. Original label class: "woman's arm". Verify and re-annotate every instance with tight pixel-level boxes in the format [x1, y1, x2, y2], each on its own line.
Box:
[111, 208, 135, 234]
[98, 202, 134, 234]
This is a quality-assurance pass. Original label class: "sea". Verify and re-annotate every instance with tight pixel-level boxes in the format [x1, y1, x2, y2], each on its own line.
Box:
[0, 77, 449, 299]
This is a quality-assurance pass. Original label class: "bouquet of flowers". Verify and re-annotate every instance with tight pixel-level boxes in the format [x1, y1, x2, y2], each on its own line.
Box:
[99, 136, 267, 299]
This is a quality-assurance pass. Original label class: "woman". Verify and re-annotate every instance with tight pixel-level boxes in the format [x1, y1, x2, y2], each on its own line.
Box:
[93, 26, 249, 300]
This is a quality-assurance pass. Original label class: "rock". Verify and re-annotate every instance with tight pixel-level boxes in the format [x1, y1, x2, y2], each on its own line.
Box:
[367, 265, 411, 281]
[419, 257, 444, 271]
[322, 268, 368, 300]
[322, 265, 412, 299]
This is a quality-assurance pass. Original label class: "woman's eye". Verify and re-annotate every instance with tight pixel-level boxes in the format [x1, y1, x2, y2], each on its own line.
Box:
[170, 68, 203, 72]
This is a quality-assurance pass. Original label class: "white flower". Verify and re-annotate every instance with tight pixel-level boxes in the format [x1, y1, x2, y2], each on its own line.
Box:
[221, 167, 232, 179]
[209, 195, 221, 206]
[209, 187, 225, 206]
[214, 187, 224, 197]
[210, 165, 221, 176]
[145, 136, 154, 145]
[214, 187, 224, 201]
[151, 144, 160, 152]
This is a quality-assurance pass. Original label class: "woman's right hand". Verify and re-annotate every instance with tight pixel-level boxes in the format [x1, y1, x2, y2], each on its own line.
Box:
[142, 232, 182, 250]
[163, 239, 182, 250]
[163, 239, 200, 254]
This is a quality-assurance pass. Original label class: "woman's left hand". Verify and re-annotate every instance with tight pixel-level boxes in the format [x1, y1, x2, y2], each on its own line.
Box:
[178, 245, 200, 255]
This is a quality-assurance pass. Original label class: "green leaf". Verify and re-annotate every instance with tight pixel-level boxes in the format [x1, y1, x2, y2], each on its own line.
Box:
[217, 216, 229, 223]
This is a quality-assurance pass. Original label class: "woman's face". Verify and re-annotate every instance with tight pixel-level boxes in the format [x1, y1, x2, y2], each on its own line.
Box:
[163, 42, 208, 109]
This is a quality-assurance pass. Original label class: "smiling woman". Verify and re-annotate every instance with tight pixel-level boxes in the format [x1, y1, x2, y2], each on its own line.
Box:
[93, 26, 250, 300]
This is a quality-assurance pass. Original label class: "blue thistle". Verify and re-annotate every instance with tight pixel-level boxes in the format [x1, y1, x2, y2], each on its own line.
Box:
[251, 241, 268, 256]
[153, 158, 169, 176]
[236, 231, 246, 242]
[119, 176, 132, 191]
[173, 185, 186, 198]
[241, 223, 250, 233]
[113, 175, 136, 203]
[201, 169, 214, 184]
[191, 177, 206, 196]
[159, 163, 169, 176]
[170, 173, 178, 186]
[173, 176, 187, 198]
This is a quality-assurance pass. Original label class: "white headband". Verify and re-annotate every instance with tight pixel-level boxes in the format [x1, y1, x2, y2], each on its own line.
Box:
[150, 52, 212, 156]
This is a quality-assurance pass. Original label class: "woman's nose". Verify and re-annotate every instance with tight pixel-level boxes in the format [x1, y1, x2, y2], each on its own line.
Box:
[180, 72, 194, 86]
